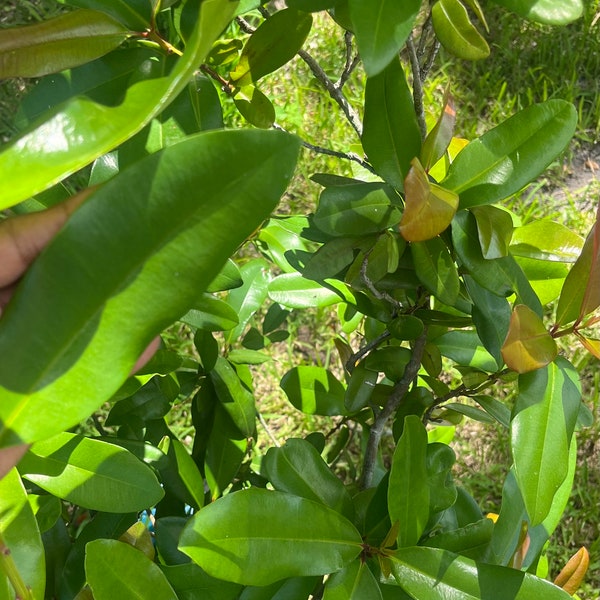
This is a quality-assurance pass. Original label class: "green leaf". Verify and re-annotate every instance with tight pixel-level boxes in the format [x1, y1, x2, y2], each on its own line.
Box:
[57, 0, 152, 30]
[511, 357, 581, 525]
[258, 217, 309, 274]
[471, 205, 514, 259]
[442, 100, 577, 208]
[314, 183, 402, 236]
[345, 362, 378, 412]
[556, 209, 600, 326]
[281, 366, 347, 416]
[0, 9, 132, 78]
[412, 237, 460, 306]
[388, 416, 430, 547]
[348, 0, 420, 76]
[489, 0, 583, 25]
[423, 518, 494, 560]
[269, 273, 354, 309]
[0, 469, 45, 600]
[390, 547, 572, 598]
[161, 563, 242, 600]
[362, 59, 422, 188]
[160, 437, 205, 510]
[0, 130, 298, 448]
[28, 494, 62, 533]
[0, 0, 237, 209]
[434, 330, 500, 372]
[179, 488, 363, 586]
[86, 539, 178, 600]
[421, 90, 456, 171]
[365, 346, 412, 382]
[501, 304, 557, 373]
[510, 220, 582, 263]
[230, 9, 312, 87]
[263, 438, 354, 518]
[426, 442, 457, 514]
[204, 406, 247, 501]
[473, 395, 511, 428]
[181, 295, 240, 332]
[432, 0, 490, 60]
[400, 159, 459, 241]
[210, 357, 256, 438]
[323, 560, 382, 599]
[18, 432, 164, 512]
[208, 259, 243, 293]
[464, 275, 511, 367]
[234, 86, 276, 129]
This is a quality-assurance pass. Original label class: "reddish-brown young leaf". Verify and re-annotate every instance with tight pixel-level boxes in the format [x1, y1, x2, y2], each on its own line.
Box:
[553, 547, 589, 595]
[501, 304, 557, 373]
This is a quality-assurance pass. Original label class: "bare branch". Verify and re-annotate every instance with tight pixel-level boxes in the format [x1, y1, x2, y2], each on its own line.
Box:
[406, 35, 427, 141]
[359, 329, 428, 490]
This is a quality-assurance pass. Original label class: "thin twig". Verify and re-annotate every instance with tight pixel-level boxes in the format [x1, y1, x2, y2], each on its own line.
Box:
[298, 49, 363, 137]
[360, 251, 404, 309]
[272, 124, 376, 173]
[92, 414, 107, 437]
[257, 410, 280, 447]
[406, 35, 427, 141]
[359, 330, 428, 490]
[236, 15, 255, 34]
[336, 31, 360, 90]
[346, 330, 391, 373]
[420, 39, 441, 82]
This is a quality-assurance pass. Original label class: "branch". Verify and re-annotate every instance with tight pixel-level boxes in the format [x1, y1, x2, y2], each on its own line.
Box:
[298, 49, 363, 137]
[346, 330, 391, 373]
[336, 31, 361, 90]
[359, 329, 428, 489]
[272, 124, 376, 174]
[406, 35, 427, 141]
[360, 251, 404, 310]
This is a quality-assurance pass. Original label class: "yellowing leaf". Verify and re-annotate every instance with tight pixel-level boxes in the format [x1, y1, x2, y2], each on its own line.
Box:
[400, 158, 458, 242]
[119, 522, 155, 561]
[576, 334, 600, 359]
[554, 547, 589, 596]
[501, 304, 557, 373]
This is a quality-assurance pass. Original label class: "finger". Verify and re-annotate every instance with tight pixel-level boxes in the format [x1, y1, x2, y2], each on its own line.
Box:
[0, 443, 30, 481]
[0, 188, 93, 288]
[131, 337, 162, 375]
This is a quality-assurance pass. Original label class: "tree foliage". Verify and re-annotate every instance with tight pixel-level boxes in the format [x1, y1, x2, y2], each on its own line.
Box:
[0, 0, 598, 598]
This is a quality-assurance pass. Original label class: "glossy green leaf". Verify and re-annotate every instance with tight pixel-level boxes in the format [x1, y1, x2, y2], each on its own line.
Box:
[281, 366, 347, 416]
[18, 432, 164, 512]
[204, 406, 247, 501]
[345, 362, 378, 412]
[412, 237, 460, 306]
[258, 217, 309, 274]
[234, 86, 276, 128]
[181, 294, 240, 332]
[426, 442, 457, 514]
[442, 100, 577, 208]
[263, 438, 354, 518]
[86, 539, 177, 600]
[471, 205, 513, 259]
[389, 416, 430, 547]
[323, 560, 382, 599]
[390, 547, 572, 599]
[0, 130, 298, 447]
[0, 469, 45, 600]
[348, 0, 420, 76]
[179, 488, 362, 586]
[28, 494, 62, 534]
[432, 0, 490, 60]
[510, 220, 582, 262]
[365, 346, 412, 382]
[421, 90, 456, 171]
[489, 0, 582, 25]
[303, 237, 362, 281]
[269, 273, 354, 308]
[230, 9, 312, 87]
[0, 9, 132, 78]
[435, 330, 499, 372]
[314, 183, 402, 236]
[0, 0, 237, 209]
[556, 209, 600, 325]
[501, 304, 557, 373]
[400, 158, 459, 241]
[210, 357, 256, 438]
[160, 437, 205, 509]
[362, 59, 422, 188]
[423, 518, 494, 560]
[57, 0, 151, 29]
[389, 315, 425, 341]
[511, 357, 581, 525]
[452, 210, 543, 315]
[473, 395, 511, 428]
[464, 275, 511, 367]
[161, 563, 242, 600]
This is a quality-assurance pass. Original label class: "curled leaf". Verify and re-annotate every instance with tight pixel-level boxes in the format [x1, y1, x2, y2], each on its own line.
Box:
[554, 547, 589, 595]
[501, 304, 557, 373]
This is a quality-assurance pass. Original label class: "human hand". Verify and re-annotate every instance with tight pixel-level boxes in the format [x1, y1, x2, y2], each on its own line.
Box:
[0, 189, 159, 478]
